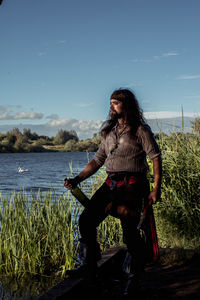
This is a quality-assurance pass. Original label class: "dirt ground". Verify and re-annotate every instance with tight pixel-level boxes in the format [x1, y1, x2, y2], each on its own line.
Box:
[81, 249, 200, 300]
[139, 251, 200, 299]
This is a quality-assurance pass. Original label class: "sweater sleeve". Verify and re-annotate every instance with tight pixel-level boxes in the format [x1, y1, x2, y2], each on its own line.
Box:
[93, 138, 107, 167]
[138, 124, 161, 160]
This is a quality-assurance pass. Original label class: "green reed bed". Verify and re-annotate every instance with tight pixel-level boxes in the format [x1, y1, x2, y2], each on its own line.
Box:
[150, 132, 200, 249]
[0, 190, 79, 279]
[0, 185, 123, 281]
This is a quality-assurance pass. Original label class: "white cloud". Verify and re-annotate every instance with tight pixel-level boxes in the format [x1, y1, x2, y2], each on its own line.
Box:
[144, 111, 197, 119]
[162, 52, 179, 57]
[58, 40, 66, 44]
[48, 118, 102, 130]
[131, 58, 152, 63]
[48, 118, 74, 127]
[76, 102, 95, 108]
[0, 106, 8, 112]
[184, 94, 200, 99]
[125, 82, 143, 88]
[0, 110, 43, 120]
[47, 118, 102, 139]
[176, 75, 200, 80]
[14, 112, 43, 120]
[73, 120, 102, 131]
[46, 114, 59, 120]
[0, 105, 21, 112]
[37, 52, 47, 57]
[132, 51, 180, 63]
[154, 51, 180, 60]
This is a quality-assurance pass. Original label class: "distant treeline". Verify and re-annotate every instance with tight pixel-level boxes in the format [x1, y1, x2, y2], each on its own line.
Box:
[0, 117, 199, 153]
[0, 128, 101, 153]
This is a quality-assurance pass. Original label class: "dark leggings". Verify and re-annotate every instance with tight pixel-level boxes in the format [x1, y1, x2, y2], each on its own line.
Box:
[79, 177, 150, 274]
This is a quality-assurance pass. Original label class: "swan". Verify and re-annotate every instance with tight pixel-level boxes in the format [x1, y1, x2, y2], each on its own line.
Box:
[18, 167, 29, 173]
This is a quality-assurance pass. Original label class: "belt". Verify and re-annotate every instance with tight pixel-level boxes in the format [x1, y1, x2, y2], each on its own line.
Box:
[106, 172, 144, 190]
[106, 171, 145, 180]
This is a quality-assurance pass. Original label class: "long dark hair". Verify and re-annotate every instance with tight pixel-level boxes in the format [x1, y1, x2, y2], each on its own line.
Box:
[100, 88, 146, 137]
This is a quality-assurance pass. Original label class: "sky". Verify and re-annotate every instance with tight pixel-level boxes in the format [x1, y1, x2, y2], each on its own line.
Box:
[0, 0, 200, 139]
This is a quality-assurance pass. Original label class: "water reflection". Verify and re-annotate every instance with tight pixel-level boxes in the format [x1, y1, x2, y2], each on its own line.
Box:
[0, 275, 61, 300]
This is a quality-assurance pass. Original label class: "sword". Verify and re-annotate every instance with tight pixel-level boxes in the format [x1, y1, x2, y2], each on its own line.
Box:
[137, 199, 152, 230]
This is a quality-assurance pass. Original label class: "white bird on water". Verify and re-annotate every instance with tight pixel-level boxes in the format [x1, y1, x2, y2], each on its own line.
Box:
[18, 167, 29, 173]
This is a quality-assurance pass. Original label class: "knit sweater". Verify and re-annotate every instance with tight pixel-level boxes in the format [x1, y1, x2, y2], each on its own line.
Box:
[94, 123, 161, 173]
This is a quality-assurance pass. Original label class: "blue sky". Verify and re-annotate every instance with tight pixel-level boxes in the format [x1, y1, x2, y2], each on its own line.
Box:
[0, 0, 200, 138]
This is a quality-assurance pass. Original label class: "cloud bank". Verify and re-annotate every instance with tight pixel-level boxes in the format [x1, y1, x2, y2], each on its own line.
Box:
[144, 111, 197, 119]
[47, 118, 102, 139]
[0, 108, 43, 120]
[0, 105, 198, 139]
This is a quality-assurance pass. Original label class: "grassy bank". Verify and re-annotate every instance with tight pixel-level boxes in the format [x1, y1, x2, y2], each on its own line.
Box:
[0, 190, 76, 278]
[0, 131, 199, 287]
[0, 186, 123, 281]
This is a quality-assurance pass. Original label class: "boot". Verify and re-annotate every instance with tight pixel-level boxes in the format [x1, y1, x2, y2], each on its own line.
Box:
[66, 240, 101, 279]
[65, 240, 88, 278]
[121, 251, 144, 297]
[122, 251, 132, 274]
[122, 273, 140, 297]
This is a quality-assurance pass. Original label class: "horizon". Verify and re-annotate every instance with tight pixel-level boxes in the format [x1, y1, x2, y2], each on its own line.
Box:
[0, 115, 196, 139]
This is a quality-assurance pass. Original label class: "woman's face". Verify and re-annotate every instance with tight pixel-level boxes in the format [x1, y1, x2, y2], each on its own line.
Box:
[110, 99, 124, 119]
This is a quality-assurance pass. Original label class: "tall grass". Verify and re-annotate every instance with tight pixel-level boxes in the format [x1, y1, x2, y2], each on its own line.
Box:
[0, 182, 123, 281]
[149, 132, 200, 249]
[0, 190, 80, 279]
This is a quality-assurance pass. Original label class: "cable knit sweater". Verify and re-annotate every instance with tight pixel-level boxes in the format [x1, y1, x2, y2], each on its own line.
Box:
[94, 123, 161, 173]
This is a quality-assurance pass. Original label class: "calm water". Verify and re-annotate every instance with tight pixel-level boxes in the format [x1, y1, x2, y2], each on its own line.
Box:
[0, 152, 95, 198]
[0, 152, 97, 300]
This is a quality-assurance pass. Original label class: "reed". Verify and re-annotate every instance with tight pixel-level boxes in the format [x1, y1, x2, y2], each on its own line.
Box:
[0, 178, 123, 280]
[149, 132, 200, 249]
[0, 190, 81, 279]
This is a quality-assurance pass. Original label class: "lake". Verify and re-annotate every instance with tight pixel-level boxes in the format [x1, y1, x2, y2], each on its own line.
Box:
[0, 152, 98, 300]
[0, 152, 95, 198]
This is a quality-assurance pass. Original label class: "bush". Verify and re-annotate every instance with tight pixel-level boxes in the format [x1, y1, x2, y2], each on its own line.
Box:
[23, 128, 39, 140]
[28, 141, 45, 152]
[54, 130, 78, 145]
[14, 136, 29, 152]
[64, 139, 79, 151]
[0, 138, 14, 152]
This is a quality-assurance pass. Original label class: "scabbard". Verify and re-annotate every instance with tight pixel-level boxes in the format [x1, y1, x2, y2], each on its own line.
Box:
[142, 205, 159, 262]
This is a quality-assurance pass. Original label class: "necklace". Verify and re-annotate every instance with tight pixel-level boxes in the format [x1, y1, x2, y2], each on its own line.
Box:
[110, 123, 128, 154]
[116, 123, 127, 134]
